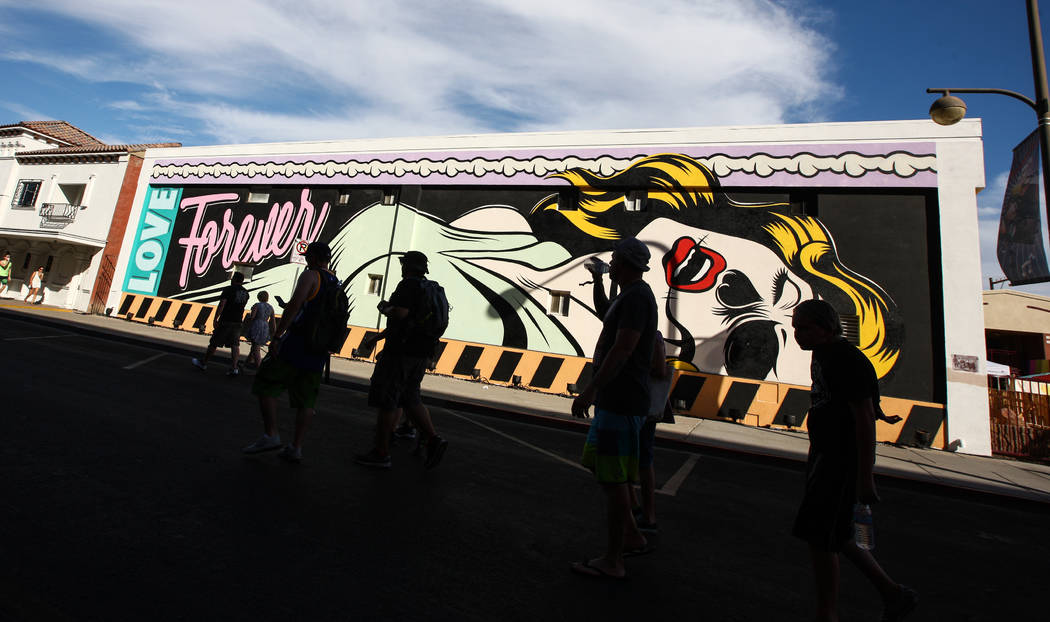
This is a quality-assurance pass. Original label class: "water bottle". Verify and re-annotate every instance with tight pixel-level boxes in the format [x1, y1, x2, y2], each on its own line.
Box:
[587, 257, 610, 274]
[853, 503, 874, 550]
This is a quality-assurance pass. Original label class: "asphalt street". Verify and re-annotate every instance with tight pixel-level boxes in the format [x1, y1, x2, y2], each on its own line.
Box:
[1, 314, 1047, 621]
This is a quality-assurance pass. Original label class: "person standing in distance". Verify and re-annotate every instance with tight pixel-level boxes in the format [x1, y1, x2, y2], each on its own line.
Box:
[243, 242, 340, 463]
[0, 252, 12, 298]
[192, 271, 250, 376]
[790, 299, 918, 622]
[355, 250, 448, 470]
[24, 266, 45, 304]
[570, 237, 658, 581]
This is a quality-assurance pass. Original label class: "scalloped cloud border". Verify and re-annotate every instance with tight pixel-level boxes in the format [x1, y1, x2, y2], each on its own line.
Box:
[151, 150, 937, 182]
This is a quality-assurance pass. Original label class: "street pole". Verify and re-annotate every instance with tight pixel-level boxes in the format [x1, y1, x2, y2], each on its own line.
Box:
[928, 0, 1050, 285]
[1026, 0, 1050, 255]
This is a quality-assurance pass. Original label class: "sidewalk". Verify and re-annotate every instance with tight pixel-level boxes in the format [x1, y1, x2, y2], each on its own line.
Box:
[4, 300, 1050, 505]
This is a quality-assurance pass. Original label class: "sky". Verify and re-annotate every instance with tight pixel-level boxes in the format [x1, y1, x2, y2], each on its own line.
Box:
[2, 0, 1049, 296]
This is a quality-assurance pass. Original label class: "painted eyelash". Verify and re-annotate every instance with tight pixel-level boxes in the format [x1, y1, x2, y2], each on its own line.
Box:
[713, 301, 767, 325]
[771, 268, 789, 304]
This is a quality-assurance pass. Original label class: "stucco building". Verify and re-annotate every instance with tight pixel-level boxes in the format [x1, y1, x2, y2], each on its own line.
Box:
[0, 121, 178, 310]
[983, 289, 1050, 377]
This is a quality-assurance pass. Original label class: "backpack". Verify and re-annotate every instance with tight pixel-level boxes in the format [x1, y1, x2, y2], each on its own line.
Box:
[412, 279, 450, 342]
[302, 271, 351, 355]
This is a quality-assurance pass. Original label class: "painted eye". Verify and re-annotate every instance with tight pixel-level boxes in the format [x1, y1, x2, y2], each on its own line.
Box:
[716, 270, 762, 308]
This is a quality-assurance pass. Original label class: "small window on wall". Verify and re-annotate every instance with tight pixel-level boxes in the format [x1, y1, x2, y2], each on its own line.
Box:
[45, 255, 54, 273]
[549, 291, 570, 317]
[11, 180, 42, 208]
[624, 190, 647, 212]
[338, 192, 351, 206]
[232, 263, 255, 280]
[367, 274, 383, 296]
[247, 188, 270, 203]
[22, 254, 31, 269]
[841, 315, 861, 346]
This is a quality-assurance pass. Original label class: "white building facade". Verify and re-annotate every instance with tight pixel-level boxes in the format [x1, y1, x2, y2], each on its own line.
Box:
[0, 121, 178, 311]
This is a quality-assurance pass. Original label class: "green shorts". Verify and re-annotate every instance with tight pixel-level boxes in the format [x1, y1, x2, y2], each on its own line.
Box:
[251, 355, 322, 409]
[581, 407, 644, 485]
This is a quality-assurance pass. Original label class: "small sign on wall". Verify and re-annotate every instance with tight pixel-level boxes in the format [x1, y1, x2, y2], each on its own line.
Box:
[952, 354, 978, 373]
[290, 238, 308, 266]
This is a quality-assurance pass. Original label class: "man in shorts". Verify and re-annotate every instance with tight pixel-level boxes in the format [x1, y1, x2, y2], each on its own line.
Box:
[790, 299, 918, 621]
[354, 250, 448, 470]
[243, 241, 340, 463]
[585, 255, 668, 533]
[0, 252, 11, 298]
[192, 272, 250, 376]
[569, 237, 658, 581]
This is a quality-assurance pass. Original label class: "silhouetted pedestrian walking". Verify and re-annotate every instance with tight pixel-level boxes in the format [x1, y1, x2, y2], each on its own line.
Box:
[790, 299, 918, 621]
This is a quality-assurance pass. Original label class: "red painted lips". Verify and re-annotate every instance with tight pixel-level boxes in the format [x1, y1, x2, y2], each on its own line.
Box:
[663, 236, 726, 292]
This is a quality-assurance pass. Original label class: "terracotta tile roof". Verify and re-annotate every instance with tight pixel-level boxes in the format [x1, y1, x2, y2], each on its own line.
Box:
[15, 142, 182, 156]
[0, 120, 105, 146]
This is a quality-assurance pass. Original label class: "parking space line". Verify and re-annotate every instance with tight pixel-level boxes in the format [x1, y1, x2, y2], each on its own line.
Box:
[657, 454, 700, 497]
[123, 353, 168, 370]
[446, 410, 590, 474]
[3, 334, 70, 341]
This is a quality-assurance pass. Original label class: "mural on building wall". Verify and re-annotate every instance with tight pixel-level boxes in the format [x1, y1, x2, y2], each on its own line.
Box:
[128, 152, 906, 389]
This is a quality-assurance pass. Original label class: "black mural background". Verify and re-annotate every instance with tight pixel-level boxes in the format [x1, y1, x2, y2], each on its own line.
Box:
[149, 183, 937, 402]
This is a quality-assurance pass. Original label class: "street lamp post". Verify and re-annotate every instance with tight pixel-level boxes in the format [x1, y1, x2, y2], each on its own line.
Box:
[927, 0, 1050, 271]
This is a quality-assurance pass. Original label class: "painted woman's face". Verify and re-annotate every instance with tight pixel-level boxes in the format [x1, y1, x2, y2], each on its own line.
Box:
[634, 218, 813, 384]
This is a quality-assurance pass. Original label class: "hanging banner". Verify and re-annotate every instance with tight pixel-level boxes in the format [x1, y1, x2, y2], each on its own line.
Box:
[997, 130, 1050, 284]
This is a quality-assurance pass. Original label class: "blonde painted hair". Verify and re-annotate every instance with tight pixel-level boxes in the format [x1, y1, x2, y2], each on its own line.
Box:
[533, 153, 900, 378]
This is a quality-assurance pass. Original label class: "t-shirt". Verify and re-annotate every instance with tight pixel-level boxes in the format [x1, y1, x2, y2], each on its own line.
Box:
[382, 277, 437, 358]
[807, 338, 879, 457]
[0, 260, 10, 278]
[593, 279, 658, 416]
[217, 283, 250, 323]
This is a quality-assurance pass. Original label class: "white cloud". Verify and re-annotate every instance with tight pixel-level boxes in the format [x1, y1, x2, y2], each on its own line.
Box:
[106, 100, 146, 112]
[2, 0, 838, 144]
[0, 100, 53, 121]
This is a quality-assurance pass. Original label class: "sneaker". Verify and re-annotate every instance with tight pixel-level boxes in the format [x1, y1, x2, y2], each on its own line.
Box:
[226, 367, 240, 377]
[191, 357, 207, 371]
[882, 585, 919, 622]
[277, 444, 302, 463]
[241, 434, 282, 454]
[393, 423, 417, 440]
[424, 435, 449, 469]
[354, 450, 392, 469]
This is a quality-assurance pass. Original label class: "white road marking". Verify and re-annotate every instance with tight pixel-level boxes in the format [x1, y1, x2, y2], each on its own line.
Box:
[123, 353, 168, 370]
[3, 334, 70, 341]
[657, 453, 700, 497]
[446, 410, 591, 474]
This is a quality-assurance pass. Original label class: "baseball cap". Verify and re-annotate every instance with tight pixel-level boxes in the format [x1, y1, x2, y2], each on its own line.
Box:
[613, 237, 651, 271]
[301, 241, 332, 260]
[399, 250, 429, 273]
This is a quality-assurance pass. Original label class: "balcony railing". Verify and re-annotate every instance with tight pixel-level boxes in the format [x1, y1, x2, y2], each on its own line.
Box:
[39, 202, 81, 229]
